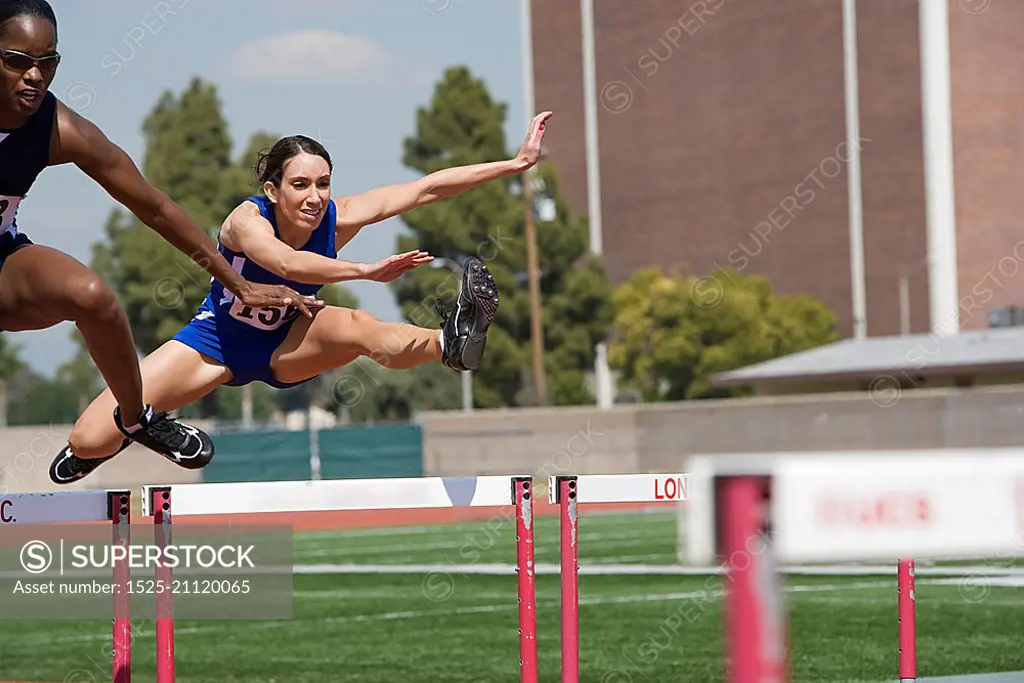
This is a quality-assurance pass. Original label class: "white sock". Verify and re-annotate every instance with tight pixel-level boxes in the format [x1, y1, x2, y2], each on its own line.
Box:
[438, 333, 445, 354]
[122, 405, 153, 434]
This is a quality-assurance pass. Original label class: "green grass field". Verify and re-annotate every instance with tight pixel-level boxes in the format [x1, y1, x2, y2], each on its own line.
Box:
[1, 510, 1023, 683]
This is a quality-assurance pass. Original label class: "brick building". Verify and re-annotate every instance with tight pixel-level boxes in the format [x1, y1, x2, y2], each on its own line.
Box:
[528, 0, 1024, 337]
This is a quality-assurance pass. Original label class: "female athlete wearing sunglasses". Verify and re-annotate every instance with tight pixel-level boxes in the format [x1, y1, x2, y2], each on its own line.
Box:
[0, 0, 323, 470]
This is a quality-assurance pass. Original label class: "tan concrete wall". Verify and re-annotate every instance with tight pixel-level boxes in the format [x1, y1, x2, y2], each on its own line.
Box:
[417, 385, 1024, 477]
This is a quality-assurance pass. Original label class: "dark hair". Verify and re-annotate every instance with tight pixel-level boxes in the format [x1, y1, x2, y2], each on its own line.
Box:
[0, 0, 57, 40]
[254, 135, 332, 187]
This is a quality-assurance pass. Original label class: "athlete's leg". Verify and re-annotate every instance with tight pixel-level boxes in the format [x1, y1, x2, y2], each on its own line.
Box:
[68, 340, 233, 459]
[0, 242, 217, 472]
[51, 340, 232, 485]
[0, 244, 146, 424]
[270, 306, 442, 384]
[270, 256, 501, 383]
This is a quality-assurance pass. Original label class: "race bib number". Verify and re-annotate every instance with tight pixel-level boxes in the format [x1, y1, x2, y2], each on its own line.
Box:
[227, 298, 299, 331]
[0, 195, 22, 234]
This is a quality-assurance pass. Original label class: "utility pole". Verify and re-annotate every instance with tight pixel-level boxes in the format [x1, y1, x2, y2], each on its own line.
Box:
[523, 168, 548, 405]
[521, 0, 548, 405]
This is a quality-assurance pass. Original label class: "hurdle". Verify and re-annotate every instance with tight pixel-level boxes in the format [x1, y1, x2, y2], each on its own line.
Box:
[0, 490, 132, 683]
[138, 472, 689, 682]
[550, 474, 689, 683]
[685, 449, 1024, 683]
[141, 475, 537, 683]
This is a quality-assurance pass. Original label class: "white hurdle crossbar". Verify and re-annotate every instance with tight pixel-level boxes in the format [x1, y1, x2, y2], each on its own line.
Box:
[142, 476, 518, 516]
[141, 476, 532, 683]
[0, 489, 132, 683]
[1, 490, 122, 524]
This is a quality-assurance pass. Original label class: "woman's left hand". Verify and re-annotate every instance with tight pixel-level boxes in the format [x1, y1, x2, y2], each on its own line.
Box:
[365, 250, 434, 282]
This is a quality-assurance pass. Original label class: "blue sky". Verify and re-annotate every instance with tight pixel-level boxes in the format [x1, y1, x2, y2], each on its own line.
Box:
[13, 0, 528, 375]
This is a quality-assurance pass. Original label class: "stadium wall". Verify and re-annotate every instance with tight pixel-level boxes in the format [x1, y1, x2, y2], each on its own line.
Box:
[417, 384, 1024, 475]
[3, 385, 1023, 495]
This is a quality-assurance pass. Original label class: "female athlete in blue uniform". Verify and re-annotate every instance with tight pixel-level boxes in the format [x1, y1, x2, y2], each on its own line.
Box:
[50, 111, 553, 483]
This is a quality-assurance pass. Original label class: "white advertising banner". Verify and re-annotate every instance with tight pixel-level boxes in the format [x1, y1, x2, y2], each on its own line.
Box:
[684, 449, 1024, 564]
[773, 451, 1024, 562]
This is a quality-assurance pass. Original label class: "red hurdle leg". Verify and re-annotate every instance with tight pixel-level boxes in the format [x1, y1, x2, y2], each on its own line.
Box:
[720, 475, 787, 683]
[109, 491, 131, 683]
[151, 488, 175, 683]
[513, 477, 538, 683]
[557, 475, 579, 683]
[898, 558, 916, 681]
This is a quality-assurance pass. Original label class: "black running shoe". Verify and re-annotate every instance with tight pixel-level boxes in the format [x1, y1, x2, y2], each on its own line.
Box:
[438, 257, 500, 372]
[114, 404, 214, 470]
[49, 438, 132, 485]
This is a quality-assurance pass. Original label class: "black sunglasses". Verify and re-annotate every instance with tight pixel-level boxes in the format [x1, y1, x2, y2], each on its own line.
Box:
[0, 48, 60, 74]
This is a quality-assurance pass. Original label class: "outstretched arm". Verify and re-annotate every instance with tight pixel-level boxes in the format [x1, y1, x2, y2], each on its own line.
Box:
[223, 203, 432, 285]
[50, 100, 322, 316]
[334, 111, 552, 247]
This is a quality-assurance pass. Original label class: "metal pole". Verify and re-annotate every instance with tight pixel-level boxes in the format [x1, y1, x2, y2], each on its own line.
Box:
[580, 0, 614, 409]
[308, 402, 321, 480]
[241, 384, 253, 429]
[461, 370, 474, 412]
[521, 0, 549, 406]
[523, 176, 549, 405]
[919, 0, 959, 336]
[899, 275, 911, 336]
[842, 0, 867, 339]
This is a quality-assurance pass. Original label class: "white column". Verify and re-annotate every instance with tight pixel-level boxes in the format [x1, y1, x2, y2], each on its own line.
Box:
[580, 0, 614, 408]
[842, 0, 868, 339]
[919, 0, 960, 335]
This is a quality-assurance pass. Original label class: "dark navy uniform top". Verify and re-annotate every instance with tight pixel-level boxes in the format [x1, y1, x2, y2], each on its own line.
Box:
[0, 91, 57, 240]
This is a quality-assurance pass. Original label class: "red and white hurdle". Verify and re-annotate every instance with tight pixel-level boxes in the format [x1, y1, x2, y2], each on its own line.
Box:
[686, 448, 1024, 683]
[0, 490, 132, 683]
[549, 474, 689, 683]
[136, 473, 688, 683]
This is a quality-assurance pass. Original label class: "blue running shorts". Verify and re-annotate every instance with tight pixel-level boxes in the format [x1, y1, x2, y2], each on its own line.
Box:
[172, 299, 314, 389]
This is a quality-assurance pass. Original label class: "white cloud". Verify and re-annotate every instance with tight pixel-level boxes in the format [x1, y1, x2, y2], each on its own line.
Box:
[220, 30, 423, 86]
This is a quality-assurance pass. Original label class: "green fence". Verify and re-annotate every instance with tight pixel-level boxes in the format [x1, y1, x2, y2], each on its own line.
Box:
[202, 424, 423, 483]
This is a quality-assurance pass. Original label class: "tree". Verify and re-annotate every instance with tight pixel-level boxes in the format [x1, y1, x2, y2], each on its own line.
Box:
[55, 339, 103, 414]
[328, 359, 463, 423]
[392, 66, 615, 408]
[89, 78, 243, 354]
[0, 335, 23, 426]
[84, 78, 357, 417]
[608, 265, 839, 402]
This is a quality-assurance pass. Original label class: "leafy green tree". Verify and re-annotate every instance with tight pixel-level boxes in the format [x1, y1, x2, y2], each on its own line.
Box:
[392, 66, 614, 408]
[328, 359, 462, 423]
[608, 265, 839, 401]
[56, 340, 103, 414]
[6, 369, 83, 425]
[89, 78, 240, 353]
[3, 331, 103, 426]
[0, 334, 20, 379]
[0, 335, 23, 426]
